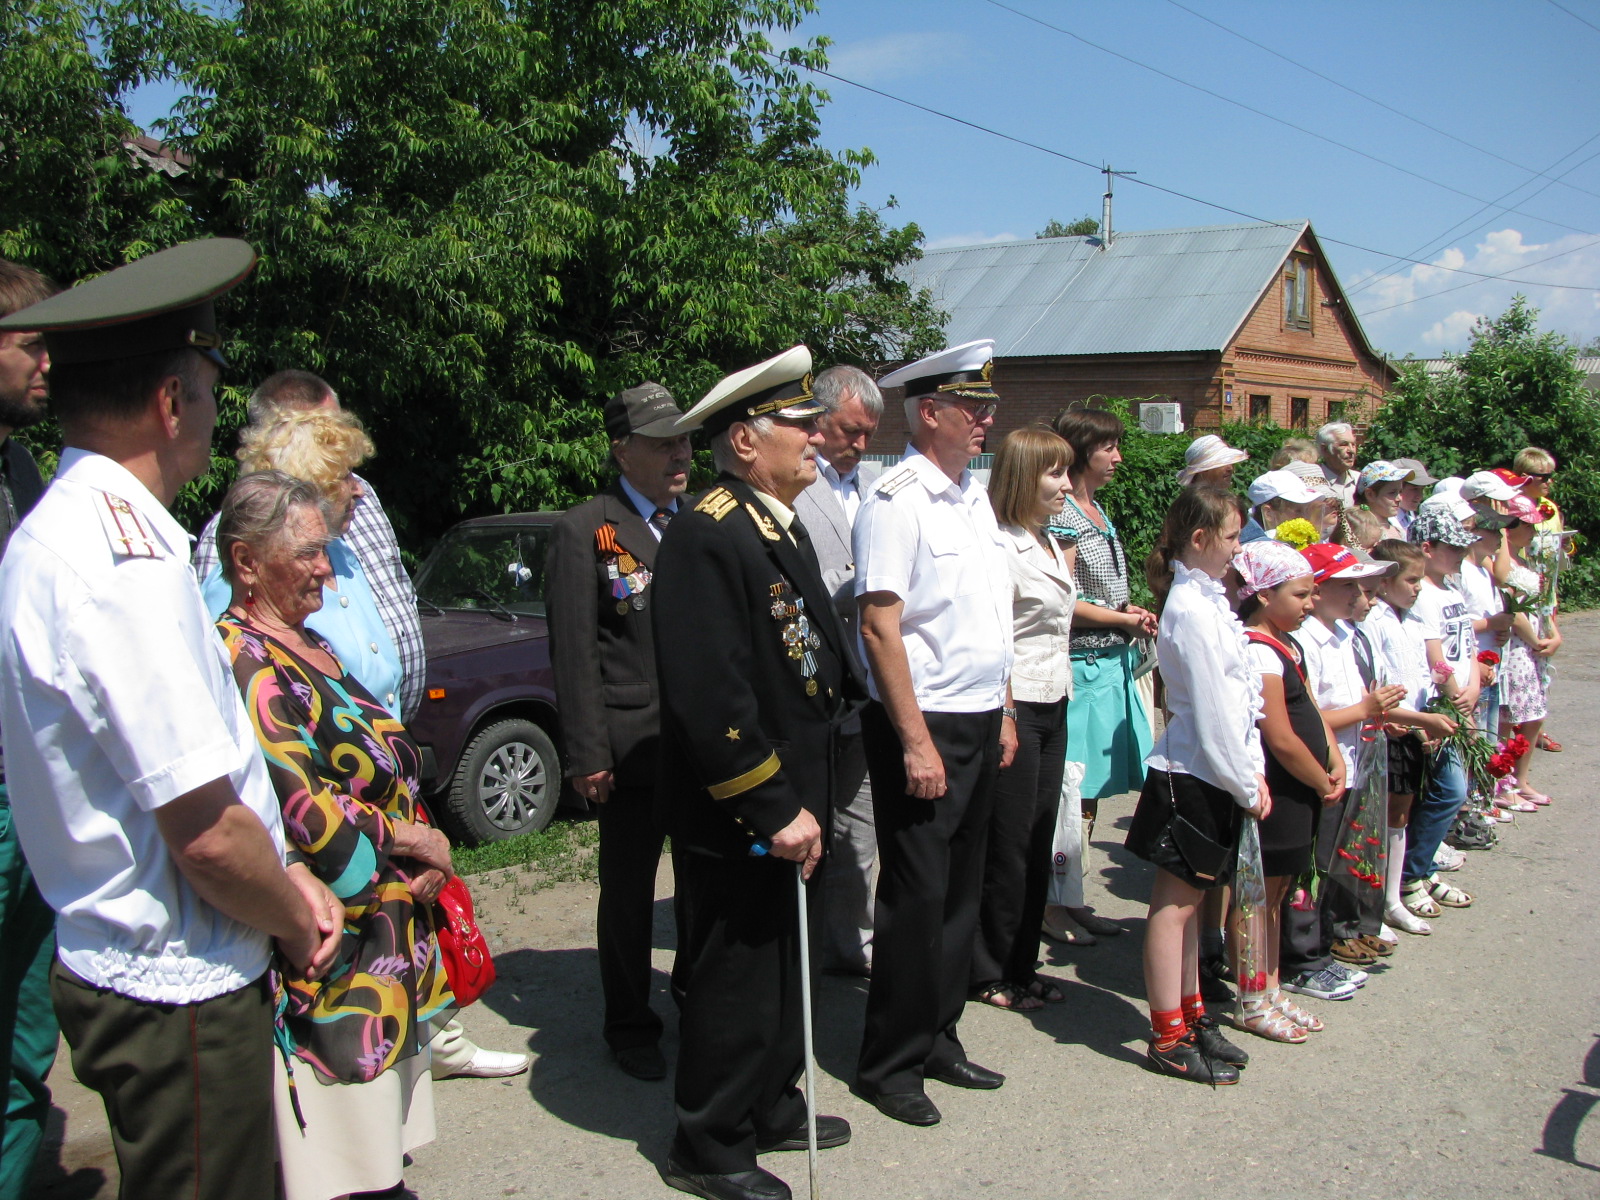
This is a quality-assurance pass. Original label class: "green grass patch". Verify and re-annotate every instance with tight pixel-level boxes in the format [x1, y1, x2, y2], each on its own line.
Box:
[451, 815, 601, 884]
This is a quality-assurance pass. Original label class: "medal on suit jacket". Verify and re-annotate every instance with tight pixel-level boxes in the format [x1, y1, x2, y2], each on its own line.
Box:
[596, 522, 652, 607]
[769, 581, 822, 694]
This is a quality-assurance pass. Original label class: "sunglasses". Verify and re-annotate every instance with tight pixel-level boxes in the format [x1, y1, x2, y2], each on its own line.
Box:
[936, 398, 998, 421]
[1526, 472, 1553, 481]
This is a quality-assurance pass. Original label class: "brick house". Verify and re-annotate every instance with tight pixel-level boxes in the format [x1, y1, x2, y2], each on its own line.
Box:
[871, 221, 1395, 449]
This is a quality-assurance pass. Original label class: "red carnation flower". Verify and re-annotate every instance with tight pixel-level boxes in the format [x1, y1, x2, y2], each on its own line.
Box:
[1477, 650, 1501, 666]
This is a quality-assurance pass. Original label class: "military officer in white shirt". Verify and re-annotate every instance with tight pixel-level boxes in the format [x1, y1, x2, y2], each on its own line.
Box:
[793, 364, 882, 977]
[851, 340, 1017, 1128]
[0, 240, 341, 1200]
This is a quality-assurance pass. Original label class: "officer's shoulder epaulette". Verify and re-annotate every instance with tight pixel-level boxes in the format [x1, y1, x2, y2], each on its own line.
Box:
[873, 465, 918, 497]
[94, 490, 166, 559]
[694, 487, 739, 521]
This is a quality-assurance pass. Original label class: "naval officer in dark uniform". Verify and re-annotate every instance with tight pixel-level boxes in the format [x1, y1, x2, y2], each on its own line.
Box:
[653, 346, 864, 1200]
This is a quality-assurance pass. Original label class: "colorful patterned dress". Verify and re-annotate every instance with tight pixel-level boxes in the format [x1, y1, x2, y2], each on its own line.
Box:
[218, 615, 455, 1084]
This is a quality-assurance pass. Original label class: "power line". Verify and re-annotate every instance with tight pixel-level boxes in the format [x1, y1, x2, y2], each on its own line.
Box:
[1346, 134, 1600, 298]
[1547, 0, 1600, 36]
[1162, 0, 1600, 205]
[982, 0, 1596, 238]
[779, 53, 1600, 292]
[1357, 234, 1600, 318]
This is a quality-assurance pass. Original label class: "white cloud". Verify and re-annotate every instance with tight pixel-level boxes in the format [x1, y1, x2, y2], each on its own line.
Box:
[1352, 227, 1600, 356]
[824, 32, 969, 85]
[926, 231, 1024, 250]
[1421, 309, 1484, 346]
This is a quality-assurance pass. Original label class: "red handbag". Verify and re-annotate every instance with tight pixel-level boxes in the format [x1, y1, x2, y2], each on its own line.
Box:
[434, 875, 497, 1006]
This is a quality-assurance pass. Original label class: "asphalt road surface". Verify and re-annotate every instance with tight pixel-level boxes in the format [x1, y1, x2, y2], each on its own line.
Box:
[32, 615, 1600, 1200]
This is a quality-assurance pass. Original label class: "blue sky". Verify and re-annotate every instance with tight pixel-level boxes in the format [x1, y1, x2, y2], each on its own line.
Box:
[779, 0, 1600, 357]
[125, 0, 1600, 358]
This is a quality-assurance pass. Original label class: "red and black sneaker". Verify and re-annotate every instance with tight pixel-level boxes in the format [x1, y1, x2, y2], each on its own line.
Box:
[1146, 1032, 1240, 1085]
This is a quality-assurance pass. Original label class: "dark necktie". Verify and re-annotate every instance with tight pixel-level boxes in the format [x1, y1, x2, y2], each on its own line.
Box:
[790, 514, 821, 574]
[650, 506, 673, 535]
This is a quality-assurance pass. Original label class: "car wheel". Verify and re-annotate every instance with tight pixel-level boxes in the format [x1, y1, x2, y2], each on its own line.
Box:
[444, 718, 561, 844]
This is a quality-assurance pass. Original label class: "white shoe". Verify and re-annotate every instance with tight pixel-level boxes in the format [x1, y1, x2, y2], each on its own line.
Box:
[444, 1048, 530, 1079]
[1432, 846, 1466, 872]
[1378, 924, 1399, 945]
[1385, 903, 1432, 936]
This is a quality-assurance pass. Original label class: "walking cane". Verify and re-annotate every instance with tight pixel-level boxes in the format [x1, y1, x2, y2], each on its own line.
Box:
[795, 861, 821, 1200]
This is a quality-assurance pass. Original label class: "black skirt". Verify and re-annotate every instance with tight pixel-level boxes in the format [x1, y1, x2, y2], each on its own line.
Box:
[1387, 731, 1424, 796]
[1125, 769, 1243, 890]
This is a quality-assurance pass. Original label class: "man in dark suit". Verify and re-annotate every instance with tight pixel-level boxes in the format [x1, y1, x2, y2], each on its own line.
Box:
[546, 382, 690, 1082]
[654, 346, 865, 1200]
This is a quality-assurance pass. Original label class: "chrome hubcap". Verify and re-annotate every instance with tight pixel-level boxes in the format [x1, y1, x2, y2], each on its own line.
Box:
[479, 740, 548, 830]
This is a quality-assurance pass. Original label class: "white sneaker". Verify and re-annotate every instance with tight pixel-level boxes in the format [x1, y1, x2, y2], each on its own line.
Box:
[1385, 903, 1432, 935]
[444, 1048, 530, 1079]
[1433, 846, 1466, 872]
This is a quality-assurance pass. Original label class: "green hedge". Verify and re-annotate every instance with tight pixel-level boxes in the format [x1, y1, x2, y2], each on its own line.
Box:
[1088, 399, 1291, 609]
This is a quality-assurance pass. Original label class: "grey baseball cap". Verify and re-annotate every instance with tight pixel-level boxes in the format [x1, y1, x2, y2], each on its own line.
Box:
[605, 382, 683, 439]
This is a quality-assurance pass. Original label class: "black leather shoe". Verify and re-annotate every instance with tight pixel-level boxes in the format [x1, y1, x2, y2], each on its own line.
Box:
[662, 1157, 791, 1200]
[614, 1044, 667, 1081]
[927, 1059, 1005, 1090]
[858, 1088, 941, 1126]
[1146, 1034, 1240, 1085]
[757, 1114, 851, 1152]
[1192, 1013, 1249, 1067]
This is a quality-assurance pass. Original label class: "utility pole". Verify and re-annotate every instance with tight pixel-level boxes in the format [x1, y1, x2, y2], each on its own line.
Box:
[1100, 164, 1136, 249]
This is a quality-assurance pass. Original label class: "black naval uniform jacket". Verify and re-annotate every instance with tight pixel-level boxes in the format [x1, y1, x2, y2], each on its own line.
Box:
[653, 475, 865, 859]
[546, 482, 665, 791]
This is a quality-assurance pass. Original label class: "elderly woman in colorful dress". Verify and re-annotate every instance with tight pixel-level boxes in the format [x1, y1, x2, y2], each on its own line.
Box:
[215, 470, 456, 1200]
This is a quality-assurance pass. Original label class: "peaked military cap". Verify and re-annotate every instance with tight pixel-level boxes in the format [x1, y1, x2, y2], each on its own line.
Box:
[0, 238, 257, 368]
[878, 338, 998, 401]
[674, 345, 824, 438]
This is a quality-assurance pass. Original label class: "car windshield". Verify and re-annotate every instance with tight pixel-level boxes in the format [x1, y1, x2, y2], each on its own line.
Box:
[414, 525, 550, 617]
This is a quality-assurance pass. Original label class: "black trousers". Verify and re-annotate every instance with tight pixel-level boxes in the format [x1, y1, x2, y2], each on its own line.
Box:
[596, 787, 667, 1050]
[1280, 789, 1363, 977]
[50, 963, 274, 1200]
[857, 703, 1002, 1096]
[671, 846, 807, 1175]
[972, 697, 1066, 990]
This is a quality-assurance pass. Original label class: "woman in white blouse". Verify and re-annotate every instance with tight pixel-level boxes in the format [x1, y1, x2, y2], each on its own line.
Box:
[970, 428, 1078, 1012]
[1124, 487, 1267, 1085]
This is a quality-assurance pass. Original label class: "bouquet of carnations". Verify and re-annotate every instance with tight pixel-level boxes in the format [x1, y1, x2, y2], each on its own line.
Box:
[1330, 722, 1388, 909]
[1231, 817, 1271, 1003]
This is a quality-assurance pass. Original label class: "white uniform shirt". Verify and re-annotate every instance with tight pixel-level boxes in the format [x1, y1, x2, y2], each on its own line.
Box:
[1457, 558, 1504, 655]
[1146, 562, 1265, 807]
[1298, 616, 1366, 784]
[1000, 525, 1076, 704]
[1363, 600, 1432, 713]
[853, 448, 1013, 711]
[1411, 578, 1475, 693]
[0, 450, 284, 1004]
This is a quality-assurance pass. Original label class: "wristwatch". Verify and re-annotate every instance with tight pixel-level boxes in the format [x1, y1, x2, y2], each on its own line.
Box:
[1002, 706, 1019, 720]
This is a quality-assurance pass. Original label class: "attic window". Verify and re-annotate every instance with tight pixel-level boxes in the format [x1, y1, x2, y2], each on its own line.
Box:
[1284, 259, 1312, 330]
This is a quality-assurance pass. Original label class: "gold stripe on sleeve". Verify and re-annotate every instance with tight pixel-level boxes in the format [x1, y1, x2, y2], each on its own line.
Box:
[706, 751, 781, 801]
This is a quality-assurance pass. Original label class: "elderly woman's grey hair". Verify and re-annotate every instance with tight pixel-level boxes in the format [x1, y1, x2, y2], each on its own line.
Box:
[1315, 421, 1355, 449]
[813, 364, 884, 420]
[216, 470, 330, 584]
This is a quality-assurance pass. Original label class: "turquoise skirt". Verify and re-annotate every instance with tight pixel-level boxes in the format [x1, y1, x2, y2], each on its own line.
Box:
[1067, 642, 1154, 801]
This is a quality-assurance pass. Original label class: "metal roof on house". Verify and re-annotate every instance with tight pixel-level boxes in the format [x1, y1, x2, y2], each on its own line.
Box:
[901, 221, 1312, 359]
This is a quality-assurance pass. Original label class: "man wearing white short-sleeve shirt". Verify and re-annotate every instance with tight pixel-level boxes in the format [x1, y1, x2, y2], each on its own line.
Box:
[0, 240, 340, 1200]
[852, 340, 1016, 1129]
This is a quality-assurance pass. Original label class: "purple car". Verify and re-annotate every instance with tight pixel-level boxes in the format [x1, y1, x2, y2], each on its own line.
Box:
[408, 512, 580, 845]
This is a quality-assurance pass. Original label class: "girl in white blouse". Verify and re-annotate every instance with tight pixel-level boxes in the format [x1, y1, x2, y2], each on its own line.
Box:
[1124, 487, 1267, 1085]
[971, 428, 1078, 1012]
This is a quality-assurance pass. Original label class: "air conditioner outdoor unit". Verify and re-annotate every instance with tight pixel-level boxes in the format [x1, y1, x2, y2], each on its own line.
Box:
[1139, 402, 1184, 434]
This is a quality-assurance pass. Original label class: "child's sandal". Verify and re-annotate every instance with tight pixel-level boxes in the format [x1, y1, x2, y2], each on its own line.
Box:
[1271, 991, 1325, 1033]
[1234, 997, 1307, 1043]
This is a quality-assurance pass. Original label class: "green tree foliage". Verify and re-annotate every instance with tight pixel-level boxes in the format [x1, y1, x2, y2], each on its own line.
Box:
[1, 0, 944, 546]
[1364, 297, 1600, 606]
[1071, 398, 1290, 608]
[1037, 216, 1099, 238]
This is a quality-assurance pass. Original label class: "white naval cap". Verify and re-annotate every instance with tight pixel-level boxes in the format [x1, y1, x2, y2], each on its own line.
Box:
[673, 345, 823, 437]
[878, 338, 998, 401]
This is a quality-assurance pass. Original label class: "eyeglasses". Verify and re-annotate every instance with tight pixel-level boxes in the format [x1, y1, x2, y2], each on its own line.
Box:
[936, 398, 998, 422]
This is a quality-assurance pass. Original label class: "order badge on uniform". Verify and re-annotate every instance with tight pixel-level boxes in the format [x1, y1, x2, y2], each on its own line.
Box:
[768, 581, 821, 691]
